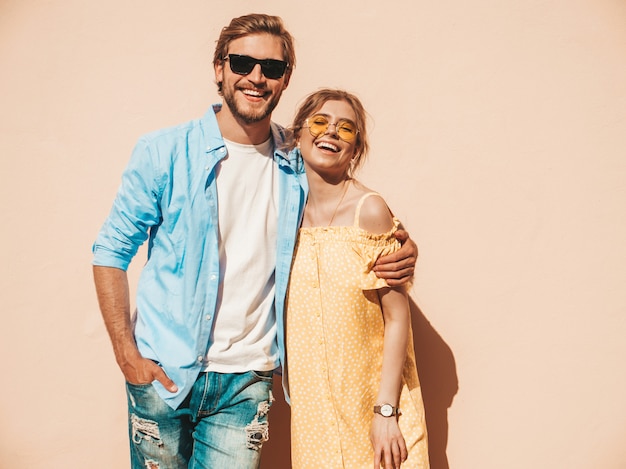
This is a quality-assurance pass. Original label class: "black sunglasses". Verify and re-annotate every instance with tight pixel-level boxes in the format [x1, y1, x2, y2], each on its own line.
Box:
[225, 54, 289, 79]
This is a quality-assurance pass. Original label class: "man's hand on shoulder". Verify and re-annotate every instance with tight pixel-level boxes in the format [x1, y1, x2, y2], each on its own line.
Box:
[373, 229, 418, 287]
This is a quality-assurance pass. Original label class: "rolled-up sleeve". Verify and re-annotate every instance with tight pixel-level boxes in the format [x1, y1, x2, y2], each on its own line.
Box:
[92, 138, 162, 271]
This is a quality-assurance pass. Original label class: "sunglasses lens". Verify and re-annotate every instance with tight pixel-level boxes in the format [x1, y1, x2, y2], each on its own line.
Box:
[261, 60, 287, 79]
[228, 55, 255, 75]
[227, 55, 287, 79]
[308, 116, 329, 137]
[336, 122, 357, 142]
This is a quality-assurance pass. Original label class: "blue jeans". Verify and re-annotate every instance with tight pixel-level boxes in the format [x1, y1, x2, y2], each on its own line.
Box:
[126, 370, 274, 469]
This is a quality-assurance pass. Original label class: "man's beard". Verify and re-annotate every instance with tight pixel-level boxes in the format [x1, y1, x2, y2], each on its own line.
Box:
[222, 85, 282, 124]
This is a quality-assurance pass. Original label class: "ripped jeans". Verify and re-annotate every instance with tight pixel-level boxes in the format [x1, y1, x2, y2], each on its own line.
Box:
[126, 370, 274, 469]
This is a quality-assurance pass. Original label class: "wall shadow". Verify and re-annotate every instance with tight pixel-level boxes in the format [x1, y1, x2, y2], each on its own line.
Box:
[410, 298, 458, 469]
[260, 300, 458, 469]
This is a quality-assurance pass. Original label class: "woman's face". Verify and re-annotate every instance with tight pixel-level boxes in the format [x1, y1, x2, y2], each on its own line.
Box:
[298, 99, 358, 180]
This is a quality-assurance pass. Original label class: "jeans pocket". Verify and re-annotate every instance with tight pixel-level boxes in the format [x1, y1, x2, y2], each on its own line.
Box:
[250, 369, 274, 382]
[125, 382, 170, 417]
[126, 381, 154, 389]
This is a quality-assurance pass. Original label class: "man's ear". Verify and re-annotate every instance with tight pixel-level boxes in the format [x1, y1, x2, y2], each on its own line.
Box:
[282, 70, 292, 89]
[214, 61, 224, 85]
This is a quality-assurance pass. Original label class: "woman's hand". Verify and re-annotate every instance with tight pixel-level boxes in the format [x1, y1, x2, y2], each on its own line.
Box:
[370, 414, 408, 469]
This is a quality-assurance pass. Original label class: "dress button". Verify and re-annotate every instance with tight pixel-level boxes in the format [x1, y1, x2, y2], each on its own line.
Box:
[197, 356, 203, 362]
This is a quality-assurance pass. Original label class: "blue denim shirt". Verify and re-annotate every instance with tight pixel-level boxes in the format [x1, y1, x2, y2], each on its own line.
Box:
[93, 105, 307, 409]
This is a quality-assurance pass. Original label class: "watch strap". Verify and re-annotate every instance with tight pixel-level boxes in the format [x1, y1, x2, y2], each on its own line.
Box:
[373, 404, 400, 416]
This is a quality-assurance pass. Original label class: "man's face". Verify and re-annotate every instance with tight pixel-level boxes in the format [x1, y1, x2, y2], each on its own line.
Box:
[215, 33, 291, 125]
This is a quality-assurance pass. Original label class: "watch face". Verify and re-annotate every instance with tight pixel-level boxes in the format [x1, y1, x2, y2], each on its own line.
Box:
[381, 404, 393, 417]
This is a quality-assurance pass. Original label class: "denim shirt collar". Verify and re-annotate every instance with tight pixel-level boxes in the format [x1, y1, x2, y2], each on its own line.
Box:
[200, 103, 303, 174]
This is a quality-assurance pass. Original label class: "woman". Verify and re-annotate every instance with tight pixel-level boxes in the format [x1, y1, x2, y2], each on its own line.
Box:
[285, 89, 429, 469]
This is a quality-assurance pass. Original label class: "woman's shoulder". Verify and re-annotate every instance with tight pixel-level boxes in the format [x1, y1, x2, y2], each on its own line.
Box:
[351, 181, 395, 235]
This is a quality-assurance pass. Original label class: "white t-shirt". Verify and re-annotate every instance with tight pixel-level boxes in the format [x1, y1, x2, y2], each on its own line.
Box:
[204, 137, 280, 372]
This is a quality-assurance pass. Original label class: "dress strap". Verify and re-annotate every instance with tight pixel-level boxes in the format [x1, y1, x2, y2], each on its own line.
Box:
[353, 192, 382, 227]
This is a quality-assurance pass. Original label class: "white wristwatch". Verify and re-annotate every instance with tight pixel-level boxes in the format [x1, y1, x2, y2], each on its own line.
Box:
[373, 403, 400, 417]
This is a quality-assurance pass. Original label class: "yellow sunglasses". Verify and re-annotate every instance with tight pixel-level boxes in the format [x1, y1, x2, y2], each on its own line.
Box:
[304, 115, 359, 143]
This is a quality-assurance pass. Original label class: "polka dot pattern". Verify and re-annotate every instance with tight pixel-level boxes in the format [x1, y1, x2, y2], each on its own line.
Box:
[285, 194, 429, 468]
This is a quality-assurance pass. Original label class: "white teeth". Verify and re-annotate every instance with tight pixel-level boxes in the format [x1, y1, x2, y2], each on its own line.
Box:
[242, 89, 263, 97]
[317, 141, 339, 152]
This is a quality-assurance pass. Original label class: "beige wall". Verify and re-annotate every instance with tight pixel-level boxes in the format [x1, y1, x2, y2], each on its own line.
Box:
[1, 1, 625, 467]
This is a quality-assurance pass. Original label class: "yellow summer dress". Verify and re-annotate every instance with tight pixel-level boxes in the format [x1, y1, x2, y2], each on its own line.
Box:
[286, 192, 429, 469]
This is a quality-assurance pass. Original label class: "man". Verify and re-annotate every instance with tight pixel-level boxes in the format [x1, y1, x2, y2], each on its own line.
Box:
[93, 13, 417, 468]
